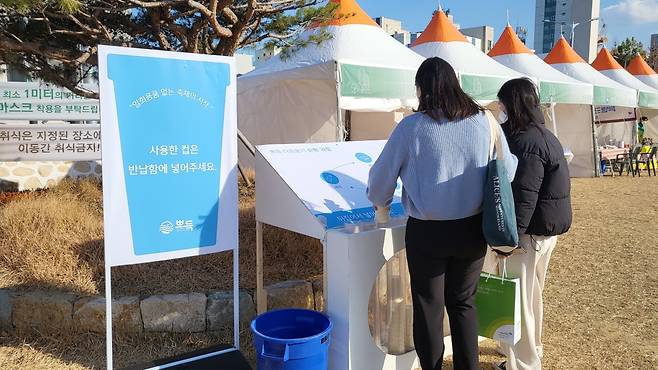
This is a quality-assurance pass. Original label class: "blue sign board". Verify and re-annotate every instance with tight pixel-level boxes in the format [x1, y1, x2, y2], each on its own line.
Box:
[107, 54, 230, 255]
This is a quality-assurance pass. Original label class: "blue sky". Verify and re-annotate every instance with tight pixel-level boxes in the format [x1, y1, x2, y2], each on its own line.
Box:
[357, 0, 658, 50]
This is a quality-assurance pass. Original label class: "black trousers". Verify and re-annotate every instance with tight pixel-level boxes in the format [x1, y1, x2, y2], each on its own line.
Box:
[405, 214, 487, 370]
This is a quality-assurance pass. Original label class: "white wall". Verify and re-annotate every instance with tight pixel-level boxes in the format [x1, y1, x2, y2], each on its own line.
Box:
[350, 111, 409, 141]
[546, 104, 597, 178]
[596, 122, 634, 147]
[235, 54, 255, 75]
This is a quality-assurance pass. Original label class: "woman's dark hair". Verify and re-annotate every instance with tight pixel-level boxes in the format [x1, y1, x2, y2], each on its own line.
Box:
[497, 78, 541, 133]
[415, 57, 483, 121]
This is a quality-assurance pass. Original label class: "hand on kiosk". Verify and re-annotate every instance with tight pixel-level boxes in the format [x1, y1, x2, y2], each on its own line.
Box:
[373, 204, 390, 226]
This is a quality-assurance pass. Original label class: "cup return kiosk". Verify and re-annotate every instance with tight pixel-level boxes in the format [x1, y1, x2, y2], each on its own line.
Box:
[254, 141, 483, 370]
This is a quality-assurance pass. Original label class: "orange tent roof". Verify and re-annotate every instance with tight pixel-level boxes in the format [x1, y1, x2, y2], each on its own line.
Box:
[488, 26, 533, 57]
[591, 47, 623, 71]
[411, 10, 467, 47]
[544, 37, 586, 64]
[324, 0, 378, 27]
[627, 53, 657, 76]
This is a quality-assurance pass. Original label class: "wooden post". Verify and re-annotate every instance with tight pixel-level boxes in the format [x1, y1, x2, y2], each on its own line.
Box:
[256, 221, 266, 314]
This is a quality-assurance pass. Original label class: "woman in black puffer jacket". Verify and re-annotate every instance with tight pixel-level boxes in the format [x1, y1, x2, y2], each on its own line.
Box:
[494, 78, 572, 370]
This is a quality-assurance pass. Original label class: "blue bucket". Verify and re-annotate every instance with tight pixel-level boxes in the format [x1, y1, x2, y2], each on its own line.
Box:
[251, 309, 332, 370]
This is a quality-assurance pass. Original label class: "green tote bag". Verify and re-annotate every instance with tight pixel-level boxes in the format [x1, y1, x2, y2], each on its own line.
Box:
[476, 270, 522, 345]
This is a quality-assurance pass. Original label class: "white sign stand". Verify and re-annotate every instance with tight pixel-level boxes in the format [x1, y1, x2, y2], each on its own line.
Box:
[99, 46, 239, 369]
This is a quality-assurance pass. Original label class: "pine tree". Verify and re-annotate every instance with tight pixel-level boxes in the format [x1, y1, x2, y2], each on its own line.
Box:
[611, 37, 647, 68]
[0, 0, 336, 98]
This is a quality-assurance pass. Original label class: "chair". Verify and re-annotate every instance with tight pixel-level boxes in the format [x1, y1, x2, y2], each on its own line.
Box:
[636, 146, 658, 177]
[617, 146, 641, 176]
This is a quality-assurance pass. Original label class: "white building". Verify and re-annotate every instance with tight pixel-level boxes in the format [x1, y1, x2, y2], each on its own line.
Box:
[0, 64, 29, 83]
[235, 53, 255, 75]
[374, 17, 403, 35]
[254, 46, 282, 66]
[374, 17, 414, 47]
[461, 26, 495, 53]
[393, 32, 411, 46]
[534, 0, 601, 62]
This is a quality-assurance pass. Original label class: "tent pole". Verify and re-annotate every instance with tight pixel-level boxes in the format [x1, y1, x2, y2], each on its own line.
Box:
[237, 129, 254, 186]
[335, 61, 345, 142]
[550, 103, 558, 137]
[634, 108, 639, 145]
[591, 105, 601, 177]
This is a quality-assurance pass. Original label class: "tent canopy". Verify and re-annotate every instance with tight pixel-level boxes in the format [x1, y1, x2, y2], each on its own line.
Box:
[592, 48, 658, 109]
[241, 0, 424, 112]
[489, 26, 593, 105]
[411, 9, 524, 102]
[545, 37, 637, 108]
[238, 0, 427, 152]
[626, 54, 658, 90]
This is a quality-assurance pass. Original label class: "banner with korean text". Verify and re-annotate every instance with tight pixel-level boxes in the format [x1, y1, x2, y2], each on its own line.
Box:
[99, 45, 238, 267]
[0, 82, 99, 121]
[0, 124, 100, 161]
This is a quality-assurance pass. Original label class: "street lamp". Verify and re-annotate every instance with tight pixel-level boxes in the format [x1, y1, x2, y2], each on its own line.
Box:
[571, 17, 600, 48]
[543, 19, 566, 39]
[543, 17, 600, 47]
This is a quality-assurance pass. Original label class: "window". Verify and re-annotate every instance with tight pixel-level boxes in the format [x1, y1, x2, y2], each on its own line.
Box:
[6, 64, 28, 82]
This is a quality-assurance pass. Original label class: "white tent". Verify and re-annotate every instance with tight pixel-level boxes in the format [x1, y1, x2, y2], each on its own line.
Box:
[410, 9, 525, 103]
[626, 54, 658, 140]
[592, 48, 658, 110]
[238, 0, 425, 158]
[592, 48, 658, 147]
[545, 37, 638, 175]
[489, 26, 596, 177]
[627, 53, 658, 90]
[545, 37, 637, 108]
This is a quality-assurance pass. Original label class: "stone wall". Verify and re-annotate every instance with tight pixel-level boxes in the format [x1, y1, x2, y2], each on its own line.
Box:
[0, 279, 324, 334]
[0, 160, 101, 191]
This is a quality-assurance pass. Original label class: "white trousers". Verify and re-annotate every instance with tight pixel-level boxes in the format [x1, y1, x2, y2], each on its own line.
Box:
[502, 234, 558, 370]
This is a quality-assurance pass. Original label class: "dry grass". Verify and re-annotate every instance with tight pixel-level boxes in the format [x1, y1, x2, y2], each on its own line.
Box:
[1, 176, 657, 369]
[0, 180, 104, 295]
[0, 176, 323, 296]
[0, 329, 256, 369]
[540, 177, 658, 370]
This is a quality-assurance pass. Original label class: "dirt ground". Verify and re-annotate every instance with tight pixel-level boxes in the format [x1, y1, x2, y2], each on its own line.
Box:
[1, 176, 657, 369]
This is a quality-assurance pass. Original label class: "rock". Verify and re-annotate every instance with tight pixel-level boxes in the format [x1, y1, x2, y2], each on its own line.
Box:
[12, 167, 35, 176]
[0, 179, 18, 192]
[57, 164, 71, 173]
[73, 161, 91, 173]
[207, 291, 256, 331]
[24, 177, 43, 190]
[94, 164, 102, 174]
[0, 290, 12, 330]
[141, 293, 206, 333]
[12, 291, 75, 332]
[0, 167, 9, 177]
[46, 179, 57, 188]
[312, 279, 324, 312]
[38, 165, 54, 177]
[73, 296, 142, 333]
[266, 280, 314, 311]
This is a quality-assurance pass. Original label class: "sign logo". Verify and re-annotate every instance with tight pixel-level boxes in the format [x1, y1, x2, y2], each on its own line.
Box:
[159, 221, 174, 235]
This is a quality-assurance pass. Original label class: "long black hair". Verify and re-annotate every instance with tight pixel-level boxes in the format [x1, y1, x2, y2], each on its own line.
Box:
[497, 78, 541, 134]
[416, 57, 483, 121]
